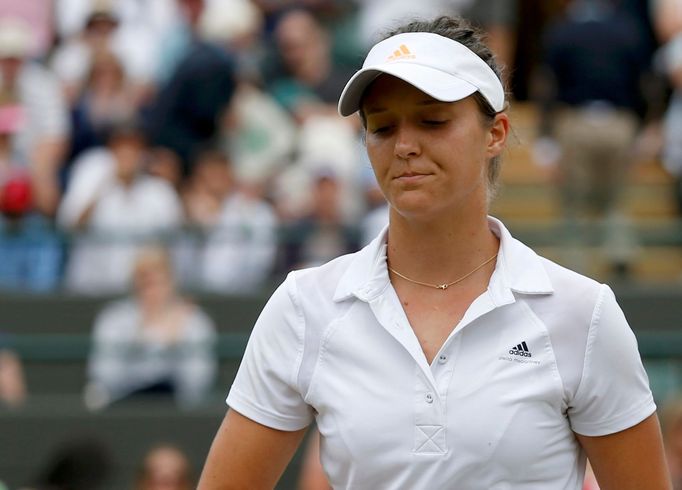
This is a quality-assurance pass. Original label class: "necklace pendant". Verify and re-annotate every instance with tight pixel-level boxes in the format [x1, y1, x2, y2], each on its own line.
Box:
[437, 284, 448, 290]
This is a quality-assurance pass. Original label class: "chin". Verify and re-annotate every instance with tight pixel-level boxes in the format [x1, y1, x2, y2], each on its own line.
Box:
[390, 200, 447, 220]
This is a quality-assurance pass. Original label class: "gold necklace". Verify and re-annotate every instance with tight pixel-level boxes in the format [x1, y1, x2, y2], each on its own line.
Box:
[388, 253, 498, 290]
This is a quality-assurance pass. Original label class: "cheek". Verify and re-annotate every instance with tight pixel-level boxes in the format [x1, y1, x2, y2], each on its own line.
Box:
[365, 140, 391, 175]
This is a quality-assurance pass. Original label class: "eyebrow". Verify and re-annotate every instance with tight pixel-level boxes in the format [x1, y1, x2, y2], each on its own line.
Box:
[364, 99, 450, 116]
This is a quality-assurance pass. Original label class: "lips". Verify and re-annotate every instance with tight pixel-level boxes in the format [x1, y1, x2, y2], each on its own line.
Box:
[394, 172, 431, 183]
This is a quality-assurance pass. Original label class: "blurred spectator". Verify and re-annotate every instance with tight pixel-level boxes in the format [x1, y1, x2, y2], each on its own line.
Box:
[281, 170, 359, 270]
[180, 149, 278, 292]
[222, 81, 297, 186]
[65, 49, 138, 168]
[51, 2, 121, 105]
[52, 0, 172, 104]
[0, 340, 26, 408]
[135, 444, 194, 490]
[0, 17, 69, 217]
[58, 120, 183, 294]
[22, 437, 112, 490]
[198, 0, 267, 81]
[54, 0, 177, 43]
[535, 0, 649, 276]
[85, 246, 217, 410]
[653, 0, 682, 216]
[460, 0, 518, 73]
[0, 103, 62, 291]
[147, 20, 237, 176]
[193, 0, 297, 185]
[269, 8, 355, 122]
[146, 146, 185, 190]
[268, 8, 387, 226]
[156, 0, 206, 84]
[652, 0, 682, 43]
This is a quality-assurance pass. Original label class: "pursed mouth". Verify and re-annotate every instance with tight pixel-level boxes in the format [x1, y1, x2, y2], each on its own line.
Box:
[394, 172, 431, 180]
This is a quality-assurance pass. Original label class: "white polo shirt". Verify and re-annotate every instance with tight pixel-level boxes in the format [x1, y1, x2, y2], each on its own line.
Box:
[227, 217, 655, 490]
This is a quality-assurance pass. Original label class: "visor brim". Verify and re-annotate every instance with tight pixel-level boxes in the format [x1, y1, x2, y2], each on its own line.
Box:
[338, 63, 479, 116]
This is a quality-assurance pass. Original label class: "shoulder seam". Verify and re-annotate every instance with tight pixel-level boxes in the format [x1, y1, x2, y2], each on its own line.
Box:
[286, 272, 307, 391]
[572, 284, 608, 403]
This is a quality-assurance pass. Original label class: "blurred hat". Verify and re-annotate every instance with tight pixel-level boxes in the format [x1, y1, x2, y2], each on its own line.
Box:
[0, 17, 33, 59]
[0, 170, 32, 217]
[198, 0, 262, 45]
[0, 104, 25, 134]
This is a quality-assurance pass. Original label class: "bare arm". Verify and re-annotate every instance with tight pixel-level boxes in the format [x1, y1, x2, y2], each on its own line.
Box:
[31, 138, 66, 217]
[198, 409, 307, 490]
[0, 350, 27, 407]
[298, 429, 331, 490]
[576, 413, 671, 490]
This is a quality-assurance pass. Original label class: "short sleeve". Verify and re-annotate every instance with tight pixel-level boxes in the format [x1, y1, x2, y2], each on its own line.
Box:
[227, 273, 314, 431]
[568, 285, 656, 436]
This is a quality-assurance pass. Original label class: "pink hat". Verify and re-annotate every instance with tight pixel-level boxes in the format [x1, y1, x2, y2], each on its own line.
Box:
[0, 104, 25, 134]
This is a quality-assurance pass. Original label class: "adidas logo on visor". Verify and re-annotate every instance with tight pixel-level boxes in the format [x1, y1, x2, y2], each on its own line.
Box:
[387, 44, 416, 61]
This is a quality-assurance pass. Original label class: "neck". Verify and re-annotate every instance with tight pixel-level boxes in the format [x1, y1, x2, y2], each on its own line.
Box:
[386, 208, 499, 284]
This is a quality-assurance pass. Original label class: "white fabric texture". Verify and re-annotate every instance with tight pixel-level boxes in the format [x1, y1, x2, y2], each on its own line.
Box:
[227, 217, 655, 489]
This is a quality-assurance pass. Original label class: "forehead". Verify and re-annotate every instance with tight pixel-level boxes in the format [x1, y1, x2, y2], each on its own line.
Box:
[361, 74, 463, 115]
[363, 74, 432, 103]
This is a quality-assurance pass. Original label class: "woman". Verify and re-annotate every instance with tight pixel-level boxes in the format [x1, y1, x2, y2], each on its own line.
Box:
[86, 246, 217, 409]
[199, 16, 670, 489]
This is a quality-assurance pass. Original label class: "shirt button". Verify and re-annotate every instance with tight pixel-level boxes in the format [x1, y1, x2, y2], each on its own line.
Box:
[425, 393, 434, 404]
[438, 355, 448, 364]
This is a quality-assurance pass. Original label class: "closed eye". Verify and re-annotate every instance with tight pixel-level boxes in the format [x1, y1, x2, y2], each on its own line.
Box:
[371, 125, 393, 135]
[422, 120, 448, 126]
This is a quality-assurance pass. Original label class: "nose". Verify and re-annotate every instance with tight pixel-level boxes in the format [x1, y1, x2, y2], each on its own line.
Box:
[394, 124, 420, 160]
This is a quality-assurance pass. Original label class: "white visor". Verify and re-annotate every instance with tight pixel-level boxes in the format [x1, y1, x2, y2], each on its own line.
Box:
[338, 32, 504, 116]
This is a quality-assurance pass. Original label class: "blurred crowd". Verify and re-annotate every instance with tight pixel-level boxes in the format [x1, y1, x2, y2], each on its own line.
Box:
[0, 0, 679, 295]
[2, 0, 682, 488]
[0, 0, 552, 296]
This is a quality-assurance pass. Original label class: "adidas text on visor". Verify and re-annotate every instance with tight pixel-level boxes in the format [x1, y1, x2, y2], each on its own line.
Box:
[338, 32, 505, 116]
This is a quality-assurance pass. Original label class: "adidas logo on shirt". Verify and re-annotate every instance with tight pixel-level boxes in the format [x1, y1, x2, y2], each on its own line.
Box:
[509, 341, 532, 358]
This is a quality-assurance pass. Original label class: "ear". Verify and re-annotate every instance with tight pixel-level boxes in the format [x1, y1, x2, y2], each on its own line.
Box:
[486, 113, 510, 158]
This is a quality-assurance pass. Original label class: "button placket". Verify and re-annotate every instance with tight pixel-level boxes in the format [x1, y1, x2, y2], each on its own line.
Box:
[414, 366, 446, 454]
[435, 338, 460, 398]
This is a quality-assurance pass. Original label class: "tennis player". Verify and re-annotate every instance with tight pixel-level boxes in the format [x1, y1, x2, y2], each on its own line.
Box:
[198, 16, 670, 489]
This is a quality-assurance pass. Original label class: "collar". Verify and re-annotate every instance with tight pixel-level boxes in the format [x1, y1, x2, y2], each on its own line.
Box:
[332, 216, 554, 303]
